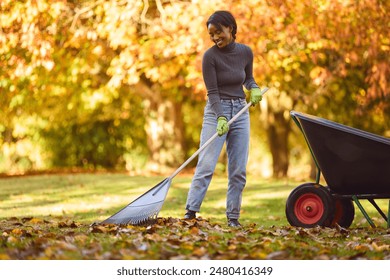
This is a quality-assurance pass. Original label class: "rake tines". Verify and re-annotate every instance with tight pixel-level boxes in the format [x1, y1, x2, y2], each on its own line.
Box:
[102, 201, 164, 225]
[101, 179, 171, 225]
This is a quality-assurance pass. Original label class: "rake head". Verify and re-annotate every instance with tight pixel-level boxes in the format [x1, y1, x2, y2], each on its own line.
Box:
[101, 178, 171, 226]
[101, 201, 164, 225]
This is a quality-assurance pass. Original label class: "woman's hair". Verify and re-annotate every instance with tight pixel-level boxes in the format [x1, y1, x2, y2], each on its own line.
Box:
[206, 11, 237, 39]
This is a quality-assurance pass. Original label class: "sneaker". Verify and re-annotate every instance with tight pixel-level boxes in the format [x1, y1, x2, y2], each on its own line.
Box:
[184, 210, 196, 220]
[227, 218, 242, 228]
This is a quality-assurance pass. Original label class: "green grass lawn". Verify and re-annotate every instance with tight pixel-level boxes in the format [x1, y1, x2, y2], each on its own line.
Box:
[0, 173, 294, 226]
[1, 173, 389, 260]
[1, 173, 388, 227]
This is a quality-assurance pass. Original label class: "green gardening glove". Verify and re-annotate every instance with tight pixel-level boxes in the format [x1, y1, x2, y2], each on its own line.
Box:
[216, 116, 229, 136]
[250, 87, 263, 105]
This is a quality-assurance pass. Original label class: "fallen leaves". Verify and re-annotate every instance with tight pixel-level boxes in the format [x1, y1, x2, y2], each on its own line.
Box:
[0, 216, 389, 260]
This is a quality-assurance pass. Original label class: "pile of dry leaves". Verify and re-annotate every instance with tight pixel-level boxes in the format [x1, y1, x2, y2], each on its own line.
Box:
[1, 216, 389, 260]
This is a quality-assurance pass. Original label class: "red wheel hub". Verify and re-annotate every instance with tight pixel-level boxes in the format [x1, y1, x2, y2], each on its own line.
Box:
[294, 193, 324, 224]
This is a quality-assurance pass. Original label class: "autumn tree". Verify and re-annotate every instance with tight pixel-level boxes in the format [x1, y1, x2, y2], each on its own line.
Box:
[228, 0, 389, 177]
[1, 0, 388, 177]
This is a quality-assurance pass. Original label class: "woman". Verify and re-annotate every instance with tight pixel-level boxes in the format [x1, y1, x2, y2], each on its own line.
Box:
[184, 11, 264, 227]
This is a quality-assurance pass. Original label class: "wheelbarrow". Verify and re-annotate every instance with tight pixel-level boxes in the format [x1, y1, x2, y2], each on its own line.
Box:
[286, 111, 390, 228]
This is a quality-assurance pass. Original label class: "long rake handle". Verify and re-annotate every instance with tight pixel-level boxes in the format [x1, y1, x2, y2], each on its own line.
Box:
[169, 87, 269, 179]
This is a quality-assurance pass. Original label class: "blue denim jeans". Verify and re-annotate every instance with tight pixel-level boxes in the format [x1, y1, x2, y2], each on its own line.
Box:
[185, 98, 250, 219]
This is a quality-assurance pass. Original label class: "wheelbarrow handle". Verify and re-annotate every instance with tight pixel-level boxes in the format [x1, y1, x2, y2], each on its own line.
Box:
[169, 87, 269, 179]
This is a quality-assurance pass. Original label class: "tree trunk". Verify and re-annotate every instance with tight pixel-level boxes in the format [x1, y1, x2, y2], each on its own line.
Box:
[147, 100, 185, 167]
[137, 82, 186, 172]
[267, 110, 291, 178]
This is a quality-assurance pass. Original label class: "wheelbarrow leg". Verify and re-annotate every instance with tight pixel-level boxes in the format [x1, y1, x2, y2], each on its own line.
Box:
[368, 198, 388, 224]
[352, 195, 376, 228]
[315, 169, 321, 184]
[388, 200, 390, 229]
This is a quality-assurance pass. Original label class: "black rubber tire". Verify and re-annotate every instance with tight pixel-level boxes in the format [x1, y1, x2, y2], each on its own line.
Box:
[286, 183, 335, 228]
[331, 198, 355, 228]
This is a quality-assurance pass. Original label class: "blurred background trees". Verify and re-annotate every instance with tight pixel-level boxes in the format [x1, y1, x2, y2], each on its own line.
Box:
[1, 0, 389, 177]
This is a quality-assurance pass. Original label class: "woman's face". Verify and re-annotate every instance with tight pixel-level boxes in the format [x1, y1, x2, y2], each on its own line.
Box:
[207, 23, 233, 48]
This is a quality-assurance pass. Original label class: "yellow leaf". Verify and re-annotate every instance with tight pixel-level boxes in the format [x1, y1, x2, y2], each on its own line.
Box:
[11, 228, 23, 235]
[354, 244, 370, 251]
[235, 235, 248, 242]
[250, 251, 267, 259]
[192, 247, 207, 257]
[0, 253, 10, 260]
[180, 242, 193, 251]
[189, 226, 199, 235]
[74, 234, 88, 244]
[44, 247, 55, 257]
[372, 242, 390, 252]
[29, 218, 44, 224]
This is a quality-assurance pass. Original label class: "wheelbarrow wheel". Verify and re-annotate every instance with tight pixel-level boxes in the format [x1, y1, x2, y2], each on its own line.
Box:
[331, 198, 355, 228]
[286, 183, 335, 228]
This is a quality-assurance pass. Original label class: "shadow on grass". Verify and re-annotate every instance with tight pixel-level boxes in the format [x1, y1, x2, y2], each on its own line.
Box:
[0, 174, 166, 220]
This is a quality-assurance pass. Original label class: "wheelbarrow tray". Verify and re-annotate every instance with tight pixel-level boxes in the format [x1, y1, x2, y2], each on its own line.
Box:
[291, 111, 390, 197]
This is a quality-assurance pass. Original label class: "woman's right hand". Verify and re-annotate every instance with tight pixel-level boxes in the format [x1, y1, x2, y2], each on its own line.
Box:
[217, 116, 229, 136]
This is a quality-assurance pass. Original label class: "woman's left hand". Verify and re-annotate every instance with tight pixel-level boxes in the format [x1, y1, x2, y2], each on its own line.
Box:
[250, 88, 263, 105]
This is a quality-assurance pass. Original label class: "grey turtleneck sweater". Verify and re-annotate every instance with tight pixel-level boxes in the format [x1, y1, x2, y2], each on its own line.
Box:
[202, 41, 259, 118]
